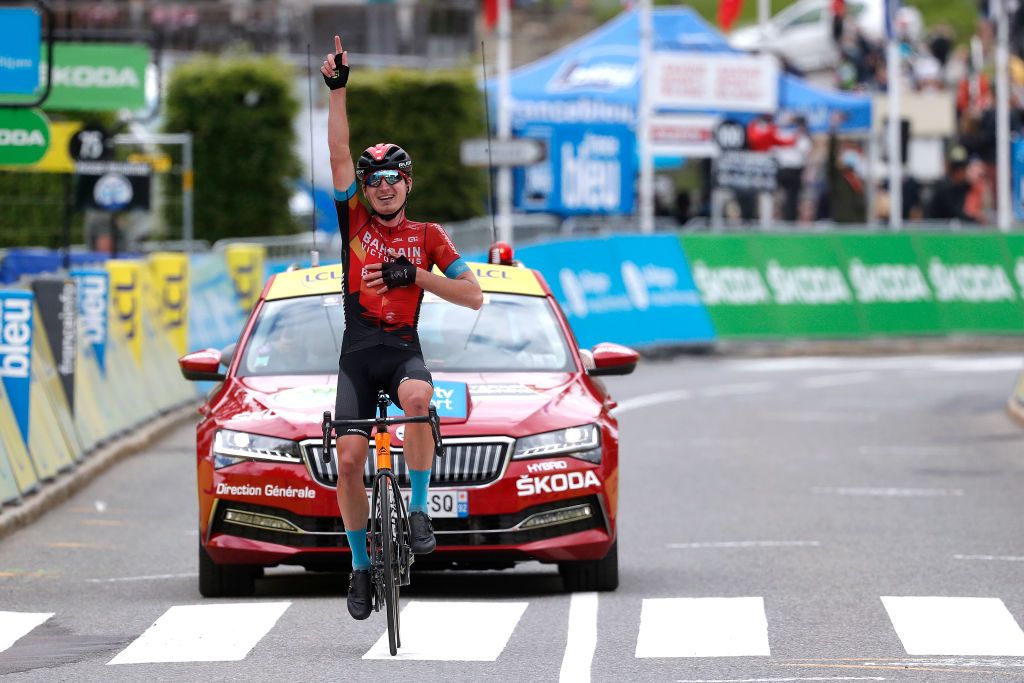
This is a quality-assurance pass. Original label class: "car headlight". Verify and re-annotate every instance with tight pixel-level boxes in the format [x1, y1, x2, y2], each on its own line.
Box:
[213, 430, 303, 469]
[512, 424, 601, 463]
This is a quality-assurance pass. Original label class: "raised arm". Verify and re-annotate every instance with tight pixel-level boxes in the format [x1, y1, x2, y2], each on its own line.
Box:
[321, 35, 356, 192]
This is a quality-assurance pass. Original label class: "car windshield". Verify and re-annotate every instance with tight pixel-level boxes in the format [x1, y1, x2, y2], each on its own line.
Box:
[237, 292, 576, 377]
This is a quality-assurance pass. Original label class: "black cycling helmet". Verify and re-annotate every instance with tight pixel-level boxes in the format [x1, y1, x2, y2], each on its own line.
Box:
[356, 143, 412, 181]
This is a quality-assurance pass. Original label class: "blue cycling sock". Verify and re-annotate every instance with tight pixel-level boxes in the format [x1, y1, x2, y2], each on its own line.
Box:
[408, 468, 431, 514]
[346, 528, 369, 570]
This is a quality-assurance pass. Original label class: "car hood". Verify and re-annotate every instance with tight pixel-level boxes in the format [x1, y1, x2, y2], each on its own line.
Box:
[218, 371, 602, 442]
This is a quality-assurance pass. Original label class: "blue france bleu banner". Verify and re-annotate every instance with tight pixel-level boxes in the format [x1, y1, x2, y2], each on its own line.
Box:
[71, 269, 109, 374]
[189, 253, 247, 353]
[390, 381, 468, 419]
[515, 123, 635, 215]
[0, 9, 41, 95]
[1013, 139, 1024, 221]
[0, 290, 34, 444]
[517, 235, 716, 348]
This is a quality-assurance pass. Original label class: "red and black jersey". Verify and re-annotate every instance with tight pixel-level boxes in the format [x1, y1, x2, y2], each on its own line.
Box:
[334, 187, 461, 353]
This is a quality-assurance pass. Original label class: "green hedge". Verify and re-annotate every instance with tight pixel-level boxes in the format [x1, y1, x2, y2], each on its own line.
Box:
[163, 53, 301, 242]
[345, 68, 487, 223]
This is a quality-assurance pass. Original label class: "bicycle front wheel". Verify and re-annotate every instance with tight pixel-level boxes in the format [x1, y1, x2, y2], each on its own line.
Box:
[376, 475, 400, 656]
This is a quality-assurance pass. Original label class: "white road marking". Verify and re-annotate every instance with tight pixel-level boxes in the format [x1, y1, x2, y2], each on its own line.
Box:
[86, 573, 197, 583]
[858, 445, 963, 457]
[799, 372, 877, 388]
[763, 412, 880, 423]
[613, 390, 692, 415]
[0, 612, 53, 653]
[666, 541, 820, 549]
[954, 554, 1024, 562]
[559, 592, 598, 683]
[635, 597, 770, 658]
[813, 487, 964, 497]
[363, 600, 528, 660]
[881, 596, 1024, 656]
[924, 357, 1024, 373]
[728, 355, 1022, 373]
[700, 382, 774, 397]
[676, 678, 886, 682]
[108, 602, 290, 664]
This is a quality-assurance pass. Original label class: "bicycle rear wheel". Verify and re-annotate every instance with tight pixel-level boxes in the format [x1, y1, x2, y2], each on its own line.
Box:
[376, 475, 400, 656]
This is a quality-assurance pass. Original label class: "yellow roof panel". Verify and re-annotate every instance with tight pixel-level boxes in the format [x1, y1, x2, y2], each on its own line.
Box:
[265, 261, 544, 301]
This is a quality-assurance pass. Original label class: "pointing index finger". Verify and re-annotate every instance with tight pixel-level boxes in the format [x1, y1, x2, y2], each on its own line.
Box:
[334, 35, 343, 53]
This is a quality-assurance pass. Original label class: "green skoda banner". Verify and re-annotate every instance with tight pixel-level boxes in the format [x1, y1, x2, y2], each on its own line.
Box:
[0, 43, 149, 111]
[0, 108, 50, 166]
[680, 233, 1024, 339]
[834, 233, 944, 335]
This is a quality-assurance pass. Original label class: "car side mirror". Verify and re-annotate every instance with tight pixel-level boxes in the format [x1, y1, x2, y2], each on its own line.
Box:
[588, 342, 639, 376]
[220, 342, 237, 369]
[179, 348, 226, 382]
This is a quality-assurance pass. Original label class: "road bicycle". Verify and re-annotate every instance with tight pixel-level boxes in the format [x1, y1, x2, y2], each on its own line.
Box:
[321, 391, 444, 656]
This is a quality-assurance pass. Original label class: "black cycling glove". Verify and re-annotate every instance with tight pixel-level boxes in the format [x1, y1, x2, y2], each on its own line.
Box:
[382, 256, 416, 288]
[323, 55, 349, 90]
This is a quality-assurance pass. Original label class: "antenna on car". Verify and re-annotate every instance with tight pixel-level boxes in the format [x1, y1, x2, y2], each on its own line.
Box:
[307, 42, 320, 268]
[480, 41, 498, 246]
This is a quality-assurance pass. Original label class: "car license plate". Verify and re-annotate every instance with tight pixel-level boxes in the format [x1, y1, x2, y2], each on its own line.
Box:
[367, 489, 468, 518]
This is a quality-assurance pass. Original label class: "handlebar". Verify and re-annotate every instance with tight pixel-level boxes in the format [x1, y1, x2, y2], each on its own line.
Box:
[321, 407, 445, 465]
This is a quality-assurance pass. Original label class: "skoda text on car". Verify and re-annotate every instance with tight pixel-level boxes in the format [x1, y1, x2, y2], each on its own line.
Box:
[179, 257, 638, 597]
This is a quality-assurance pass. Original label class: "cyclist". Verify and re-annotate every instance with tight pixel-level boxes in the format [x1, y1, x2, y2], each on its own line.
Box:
[321, 36, 483, 621]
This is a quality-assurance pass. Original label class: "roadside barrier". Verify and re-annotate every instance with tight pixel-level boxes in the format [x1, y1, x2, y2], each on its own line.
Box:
[0, 247, 246, 515]
[680, 232, 1024, 339]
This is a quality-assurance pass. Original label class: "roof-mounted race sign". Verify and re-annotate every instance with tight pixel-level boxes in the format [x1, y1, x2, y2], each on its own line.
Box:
[266, 262, 545, 301]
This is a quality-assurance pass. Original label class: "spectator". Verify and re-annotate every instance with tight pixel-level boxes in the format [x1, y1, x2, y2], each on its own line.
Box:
[926, 146, 979, 223]
[831, 0, 846, 46]
[826, 114, 866, 223]
[775, 116, 812, 222]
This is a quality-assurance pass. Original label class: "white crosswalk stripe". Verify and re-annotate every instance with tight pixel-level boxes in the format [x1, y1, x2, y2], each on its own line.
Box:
[8, 594, 1024, 667]
[635, 597, 771, 658]
[362, 600, 528, 661]
[0, 611, 52, 654]
[881, 596, 1024, 656]
[107, 602, 291, 664]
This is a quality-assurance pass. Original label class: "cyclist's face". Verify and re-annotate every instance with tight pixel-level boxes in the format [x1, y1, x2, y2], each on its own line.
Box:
[364, 172, 410, 216]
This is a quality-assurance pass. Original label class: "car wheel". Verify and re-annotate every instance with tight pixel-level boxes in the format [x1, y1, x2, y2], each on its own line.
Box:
[558, 539, 618, 592]
[198, 541, 258, 598]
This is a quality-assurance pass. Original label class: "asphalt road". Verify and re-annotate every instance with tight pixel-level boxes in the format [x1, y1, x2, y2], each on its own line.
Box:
[1, 353, 1023, 682]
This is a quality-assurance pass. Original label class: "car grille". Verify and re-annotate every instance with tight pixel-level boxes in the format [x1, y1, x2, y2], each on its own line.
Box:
[211, 496, 606, 550]
[303, 438, 512, 489]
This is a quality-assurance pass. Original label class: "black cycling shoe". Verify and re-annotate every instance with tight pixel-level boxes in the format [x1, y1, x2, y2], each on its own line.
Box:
[347, 569, 373, 620]
[409, 511, 436, 554]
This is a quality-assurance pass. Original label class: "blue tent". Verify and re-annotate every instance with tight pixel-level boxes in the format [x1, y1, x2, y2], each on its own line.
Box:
[506, 7, 871, 134]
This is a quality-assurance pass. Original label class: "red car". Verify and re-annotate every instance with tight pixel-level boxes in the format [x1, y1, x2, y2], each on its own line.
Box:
[179, 256, 638, 597]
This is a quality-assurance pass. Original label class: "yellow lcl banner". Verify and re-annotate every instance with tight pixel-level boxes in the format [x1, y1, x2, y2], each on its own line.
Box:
[224, 244, 266, 315]
[148, 253, 189, 355]
[106, 260, 143, 366]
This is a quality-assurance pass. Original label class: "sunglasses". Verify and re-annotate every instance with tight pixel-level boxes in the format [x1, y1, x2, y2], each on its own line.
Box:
[364, 170, 404, 188]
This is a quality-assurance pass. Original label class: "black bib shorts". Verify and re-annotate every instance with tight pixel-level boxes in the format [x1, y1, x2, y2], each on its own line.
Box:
[335, 345, 433, 438]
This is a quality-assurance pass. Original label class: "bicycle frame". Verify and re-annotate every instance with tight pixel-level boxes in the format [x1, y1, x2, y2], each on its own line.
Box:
[321, 393, 444, 655]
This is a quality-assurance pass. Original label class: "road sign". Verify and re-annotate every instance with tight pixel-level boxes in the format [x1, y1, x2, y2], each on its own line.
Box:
[69, 127, 110, 161]
[0, 108, 50, 166]
[0, 8, 42, 95]
[75, 161, 151, 211]
[714, 120, 747, 151]
[127, 152, 172, 173]
[714, 151, 777, 192]
[460, 138, 546, 167]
